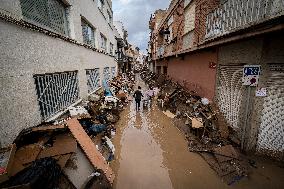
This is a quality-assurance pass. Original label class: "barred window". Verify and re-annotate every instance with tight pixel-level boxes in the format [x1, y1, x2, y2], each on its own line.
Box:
[103, 67, 110, 83]
[107, 10, 112, 23]
[111, 67, 116, 79]
[101, 34, 107, 50]
[82, 19, 96, 47]
[20, 0, 69, 36]
[34, 71, 79, 120]
[110, 43, 114, 55]
[86, 69, 100, 93]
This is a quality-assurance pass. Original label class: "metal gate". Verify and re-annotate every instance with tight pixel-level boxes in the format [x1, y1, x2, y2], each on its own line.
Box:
[257, 64, 284, 155]
[86, 68, 100, 93]
[216, 65, 245, 130]
[34, 71, 79, 120]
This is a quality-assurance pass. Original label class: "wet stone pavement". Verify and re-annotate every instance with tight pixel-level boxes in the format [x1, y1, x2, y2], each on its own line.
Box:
[110, 75, 284, 189]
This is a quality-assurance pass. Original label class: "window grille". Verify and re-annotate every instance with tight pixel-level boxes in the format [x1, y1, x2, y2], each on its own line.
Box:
[20, 0, 69, 36]
[111, 67, 116, 79]
[34, 71, 79, 120]
[82, 19, 95, 47]
[107, 10, 112, 23]
[86, 68, 100, 93]
[101, 34, 107, 50]
[110, 43, 114, 55]
[103, 67, 110, 83]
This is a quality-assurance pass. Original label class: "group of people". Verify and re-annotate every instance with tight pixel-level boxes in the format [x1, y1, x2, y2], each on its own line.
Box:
[133, 86, 155, 111]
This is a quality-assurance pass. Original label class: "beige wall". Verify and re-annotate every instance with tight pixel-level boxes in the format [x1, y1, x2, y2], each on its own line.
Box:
[0, 0, 118, 146]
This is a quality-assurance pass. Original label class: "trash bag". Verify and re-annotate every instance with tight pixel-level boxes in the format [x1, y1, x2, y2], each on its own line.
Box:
[88, 124, 107, 135]
[1, 157, 61, 189]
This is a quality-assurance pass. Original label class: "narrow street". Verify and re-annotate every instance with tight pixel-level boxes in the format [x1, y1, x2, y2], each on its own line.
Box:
[111, 75, 284, 189]
[0, 0, 284, 189]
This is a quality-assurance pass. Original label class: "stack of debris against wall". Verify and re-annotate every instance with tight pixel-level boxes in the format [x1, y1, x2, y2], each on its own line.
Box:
[141, 68, 250, 185]
[0, 73, 135, 189]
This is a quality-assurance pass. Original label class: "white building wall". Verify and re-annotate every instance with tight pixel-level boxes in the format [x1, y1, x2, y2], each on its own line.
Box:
[113, 21, 124, 39]
[0, 0, 118, 146]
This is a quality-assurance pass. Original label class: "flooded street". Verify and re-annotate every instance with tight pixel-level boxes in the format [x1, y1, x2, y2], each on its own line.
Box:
[110, 77, 225, 189]
[111, 76, 284, 189]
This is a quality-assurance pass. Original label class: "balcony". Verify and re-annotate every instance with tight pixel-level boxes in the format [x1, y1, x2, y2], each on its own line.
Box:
[205, 0, 284, 40]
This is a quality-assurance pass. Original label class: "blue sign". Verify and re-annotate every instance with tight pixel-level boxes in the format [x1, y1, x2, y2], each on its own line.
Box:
[244, 66, 261, 76]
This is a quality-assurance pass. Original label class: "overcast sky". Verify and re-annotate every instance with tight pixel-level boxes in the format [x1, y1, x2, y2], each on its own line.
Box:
[113, 0, 170, 53]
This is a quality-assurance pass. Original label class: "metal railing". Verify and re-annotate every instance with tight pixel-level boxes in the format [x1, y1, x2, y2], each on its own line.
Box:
[34, 71, 79, 120]
[205, 0, 284, 40]
[86, 68, 100, 93]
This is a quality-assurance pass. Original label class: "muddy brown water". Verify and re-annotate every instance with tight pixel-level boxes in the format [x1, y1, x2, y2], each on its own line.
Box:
[110, 76, 284, 189]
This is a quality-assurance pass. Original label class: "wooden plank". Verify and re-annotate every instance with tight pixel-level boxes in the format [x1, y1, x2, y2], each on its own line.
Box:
[56, 154, 73, 169]
[37, 134, 77, 159]
[214, 145, 239, 163]
[66, 119, 114, 183]
[31, 124, 65, 132]
[14, 144, 41, 165]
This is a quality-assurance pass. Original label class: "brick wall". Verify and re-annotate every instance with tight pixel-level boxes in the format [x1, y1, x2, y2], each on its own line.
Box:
[172, 1, 184, 52]
[194, 0, 220, 46]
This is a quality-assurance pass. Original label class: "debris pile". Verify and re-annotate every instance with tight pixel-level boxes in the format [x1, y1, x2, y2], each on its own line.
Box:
[0, 73, 135, 189]
[141, 68, 249, 185]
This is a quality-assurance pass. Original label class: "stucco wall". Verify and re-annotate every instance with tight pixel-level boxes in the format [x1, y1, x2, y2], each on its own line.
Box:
[71, 0, 116, 52]
[0, 20, 117, 147]
[156, 49, 217, 100]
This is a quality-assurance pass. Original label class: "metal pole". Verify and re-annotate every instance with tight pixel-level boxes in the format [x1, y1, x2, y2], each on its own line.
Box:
[241, 86, 251, 150]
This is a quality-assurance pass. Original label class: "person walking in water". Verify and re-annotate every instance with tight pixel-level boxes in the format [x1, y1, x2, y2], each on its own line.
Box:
[134, 86, 143, 111]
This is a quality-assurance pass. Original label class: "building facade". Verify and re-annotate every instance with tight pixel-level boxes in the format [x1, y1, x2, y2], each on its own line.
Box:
[149, 0, 218, 100]
[0, 0, 121, 147]
[149, 0, 284, 159]
[113, 21, 130, 73]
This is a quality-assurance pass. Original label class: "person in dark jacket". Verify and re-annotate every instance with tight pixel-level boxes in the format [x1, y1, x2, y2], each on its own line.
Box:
[133, 86, 143, 111]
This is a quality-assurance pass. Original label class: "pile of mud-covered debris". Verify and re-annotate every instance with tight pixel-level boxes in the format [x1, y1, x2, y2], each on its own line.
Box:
[141, 69, 250, 185]
[0, 73, 135, 189]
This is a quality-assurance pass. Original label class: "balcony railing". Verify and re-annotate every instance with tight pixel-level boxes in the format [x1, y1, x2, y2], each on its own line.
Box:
[205, 0, 284, 40]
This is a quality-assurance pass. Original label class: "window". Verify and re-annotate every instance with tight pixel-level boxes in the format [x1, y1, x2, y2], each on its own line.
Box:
[168, 15, 174, 26]
[107, 10, 112, 24]
[20, 0, 69, 35]
[110, 43, 114, 55]
[97, 0, 104, 10]
[157, 66, 161, 74]
[34, 71, 79, 120]
[167, 15, 174, 43]
[103, 67, 110, 83]
[111, 67, 116, 78]
[86, 69, 100, 93]
[81, 19, 96, 47]
[100, 34, 107, 50]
